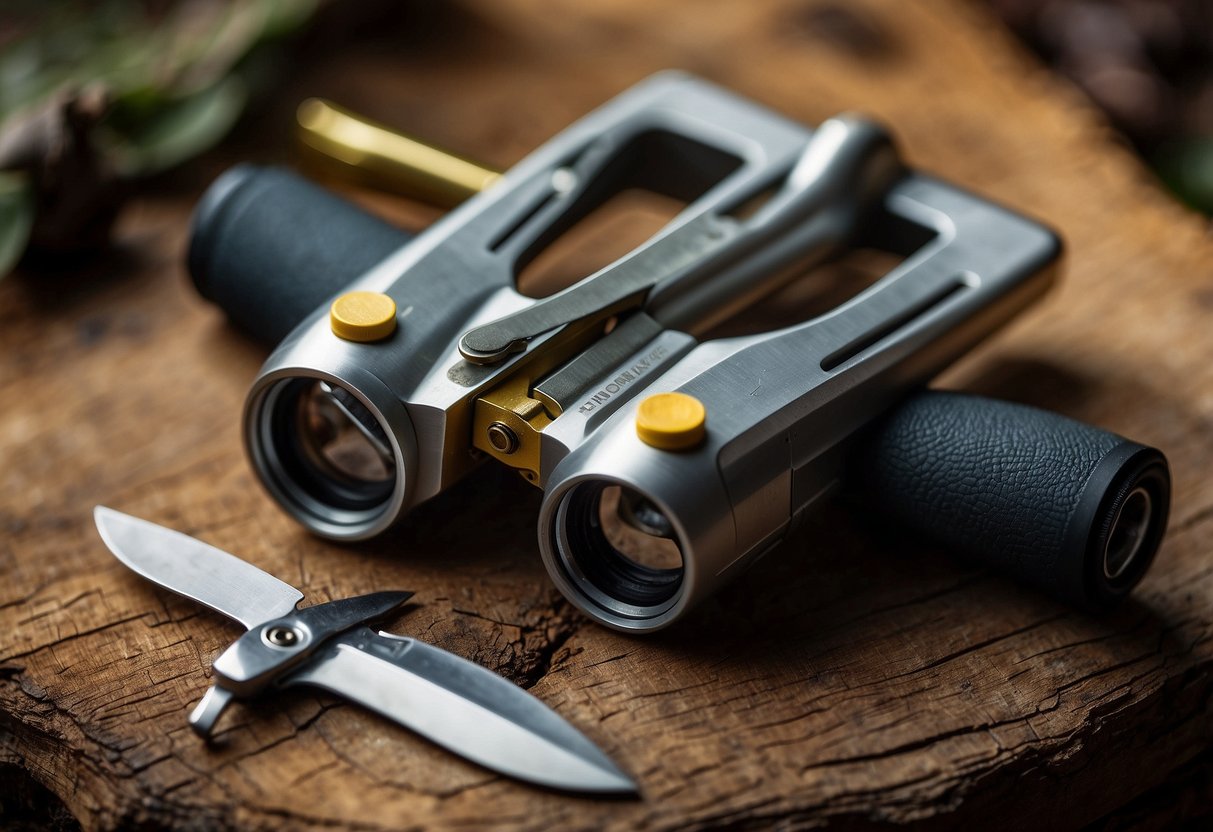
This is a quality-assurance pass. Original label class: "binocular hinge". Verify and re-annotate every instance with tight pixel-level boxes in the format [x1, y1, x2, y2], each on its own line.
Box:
[469, 314, 609, 483]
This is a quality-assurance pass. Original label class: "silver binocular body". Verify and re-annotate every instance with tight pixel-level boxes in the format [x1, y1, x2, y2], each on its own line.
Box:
[244, 73, 1060, 631]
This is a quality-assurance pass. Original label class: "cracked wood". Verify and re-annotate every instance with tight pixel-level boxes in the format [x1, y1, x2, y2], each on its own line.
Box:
[3, 0, 1213, 829]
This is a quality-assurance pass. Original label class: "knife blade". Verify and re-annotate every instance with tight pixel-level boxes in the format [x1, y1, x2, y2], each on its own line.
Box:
[95, 504, 303, 630]
[94, 506, 302, 629]
[286, 627, 636, 794]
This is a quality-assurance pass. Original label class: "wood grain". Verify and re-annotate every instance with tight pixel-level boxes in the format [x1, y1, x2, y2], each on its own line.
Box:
[3, 1, 1213, 829]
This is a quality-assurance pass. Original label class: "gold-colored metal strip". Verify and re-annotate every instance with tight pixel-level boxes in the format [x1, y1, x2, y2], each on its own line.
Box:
[296, 98, 501, 209]
[471, 316, 608, 485]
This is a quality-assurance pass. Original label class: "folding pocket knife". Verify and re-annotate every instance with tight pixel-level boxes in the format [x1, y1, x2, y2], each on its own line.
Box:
[93, 506, 635, 794]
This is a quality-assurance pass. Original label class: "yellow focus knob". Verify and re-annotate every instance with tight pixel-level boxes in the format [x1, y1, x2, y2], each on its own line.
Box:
[636, 392, 707, 451]
[330, 291, 397, 342]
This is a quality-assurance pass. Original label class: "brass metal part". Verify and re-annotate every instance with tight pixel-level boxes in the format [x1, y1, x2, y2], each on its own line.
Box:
[474, 375, 554, 485]
[471, 317, 606, 485]
[296, 98, 501, 209]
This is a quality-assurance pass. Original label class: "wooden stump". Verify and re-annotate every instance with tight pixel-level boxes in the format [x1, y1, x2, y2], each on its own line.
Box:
[2, 1, 1212, 829]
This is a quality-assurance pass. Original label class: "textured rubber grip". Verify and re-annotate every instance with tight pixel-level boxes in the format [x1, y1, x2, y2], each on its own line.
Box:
[849, 391, 1170, 610]
[188, 165, 412, 345]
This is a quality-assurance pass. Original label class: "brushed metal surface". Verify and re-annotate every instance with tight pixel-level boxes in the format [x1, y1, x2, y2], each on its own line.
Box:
[287, 628, 637, 794]
[94, 506, 302, 629]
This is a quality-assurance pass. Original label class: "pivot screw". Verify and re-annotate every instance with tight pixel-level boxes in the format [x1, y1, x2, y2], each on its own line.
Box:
[264, 625, 302, 648]
[487, 422, 519, 454]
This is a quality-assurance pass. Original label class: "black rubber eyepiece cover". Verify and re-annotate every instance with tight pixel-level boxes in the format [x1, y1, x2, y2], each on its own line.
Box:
[188, 165, 412, 345]
[850, 391, 1171, 610]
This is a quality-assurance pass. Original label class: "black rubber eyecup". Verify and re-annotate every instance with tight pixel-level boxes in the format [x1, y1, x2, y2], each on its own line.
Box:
[1070, 443, 1171, 611]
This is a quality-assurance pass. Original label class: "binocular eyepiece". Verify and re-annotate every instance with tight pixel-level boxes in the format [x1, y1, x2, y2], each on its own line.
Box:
[190, 74, 1170, 631]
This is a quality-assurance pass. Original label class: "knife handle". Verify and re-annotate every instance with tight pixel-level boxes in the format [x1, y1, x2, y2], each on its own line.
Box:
[188, 685, 235, 739]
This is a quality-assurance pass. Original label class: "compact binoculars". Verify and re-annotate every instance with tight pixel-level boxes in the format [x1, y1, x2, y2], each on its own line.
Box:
[190, 73, 1170, 632]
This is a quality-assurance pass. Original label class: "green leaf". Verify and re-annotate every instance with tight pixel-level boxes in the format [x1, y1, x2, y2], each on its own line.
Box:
[1153, 138, 1213, 217]
[102, 76, 249, 177]
[0, 172, 35, 279]
[261, 0, 322, 37]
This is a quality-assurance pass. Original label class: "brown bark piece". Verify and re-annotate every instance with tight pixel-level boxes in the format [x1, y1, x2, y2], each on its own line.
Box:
[3, 1, 1212, 829]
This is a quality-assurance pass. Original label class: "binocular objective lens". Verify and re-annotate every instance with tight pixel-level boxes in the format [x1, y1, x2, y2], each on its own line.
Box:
[606, 487, 682, 570]
[296, 381, 396, 488]
[262, 378, 399, 523]
[554, 481, 684, 617]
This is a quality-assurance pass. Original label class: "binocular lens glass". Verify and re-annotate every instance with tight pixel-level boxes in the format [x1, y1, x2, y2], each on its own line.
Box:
[1103, 485, 1152, 581]
[295, 381, 396, 489]
[553, 481, 684, 618]
[604, 487, 682, 571]
[263, 379, 398, 519]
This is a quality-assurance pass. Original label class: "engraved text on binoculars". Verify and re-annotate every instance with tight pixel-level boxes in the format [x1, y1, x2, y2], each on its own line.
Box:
[577, 345, 670, 416]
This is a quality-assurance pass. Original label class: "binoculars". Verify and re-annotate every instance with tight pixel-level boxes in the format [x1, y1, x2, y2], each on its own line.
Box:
[190, 73, 1170, 632]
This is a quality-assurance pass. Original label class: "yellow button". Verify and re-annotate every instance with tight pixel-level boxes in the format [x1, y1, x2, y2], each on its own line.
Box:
[636, 392, 706, 451]
[330, 291, 397, 342]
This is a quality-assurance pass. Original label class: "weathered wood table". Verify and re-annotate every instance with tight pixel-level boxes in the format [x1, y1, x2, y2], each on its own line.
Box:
[3, 1, 1212, 828]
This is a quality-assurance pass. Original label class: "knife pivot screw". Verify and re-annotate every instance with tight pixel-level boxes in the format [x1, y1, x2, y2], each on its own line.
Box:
[264, 625, 303, 648]
[487, 422, 519, 455]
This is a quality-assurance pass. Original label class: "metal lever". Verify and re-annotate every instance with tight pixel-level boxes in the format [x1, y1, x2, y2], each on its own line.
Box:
[458, 213, 730, 364]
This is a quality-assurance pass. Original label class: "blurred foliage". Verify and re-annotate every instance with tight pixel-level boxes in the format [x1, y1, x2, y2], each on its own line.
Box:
[1155, 137, 1213, 214]
[0, 172, 35, 274]
[989, 0, 1213, 216]
[0, 0, 320, 276]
